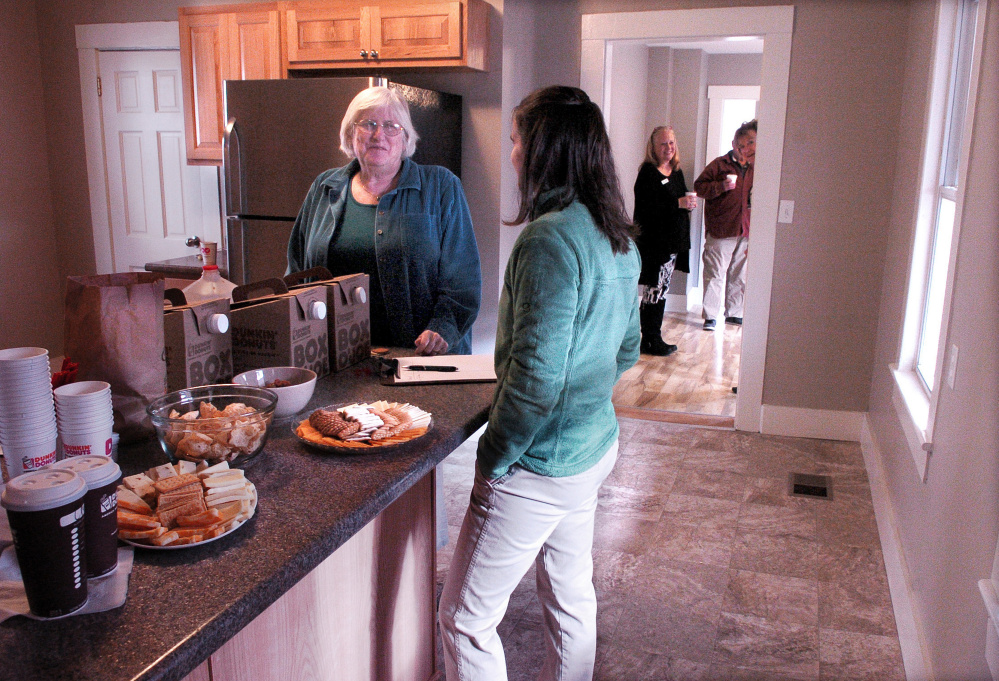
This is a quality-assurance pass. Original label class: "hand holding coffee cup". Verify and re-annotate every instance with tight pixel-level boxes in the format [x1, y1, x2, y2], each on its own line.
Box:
[724, 174, 738, 191]
[680, 192, 698, 210]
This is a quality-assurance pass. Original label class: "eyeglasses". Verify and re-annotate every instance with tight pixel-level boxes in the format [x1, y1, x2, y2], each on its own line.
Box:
[354, 119, 405, 137]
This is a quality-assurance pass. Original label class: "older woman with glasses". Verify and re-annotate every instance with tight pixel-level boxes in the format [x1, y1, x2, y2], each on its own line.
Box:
[287, 86, 481, 355]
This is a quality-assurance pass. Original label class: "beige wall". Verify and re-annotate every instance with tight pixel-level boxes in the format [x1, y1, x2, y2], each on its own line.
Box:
[868, 0, 999, 677]
[0, 0, 64, 353]
[6, 0, 999, 674]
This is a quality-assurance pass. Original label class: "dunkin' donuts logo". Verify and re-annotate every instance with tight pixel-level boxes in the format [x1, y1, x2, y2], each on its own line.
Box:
[22, 450, 56, 471]
[100, 491, 117, 514]
[293, 332, 329, 375]
[337, 319, 371, 367]
[189, 349, 233, 385]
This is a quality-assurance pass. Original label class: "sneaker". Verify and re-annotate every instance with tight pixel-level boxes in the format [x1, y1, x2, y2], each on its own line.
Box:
[703, 319, 716, 331]
[642, 336, 678, 356]
[725, 316, 743, 326]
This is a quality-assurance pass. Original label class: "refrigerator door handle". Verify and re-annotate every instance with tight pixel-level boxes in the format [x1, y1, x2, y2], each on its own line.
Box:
[223, 117, 245, 215]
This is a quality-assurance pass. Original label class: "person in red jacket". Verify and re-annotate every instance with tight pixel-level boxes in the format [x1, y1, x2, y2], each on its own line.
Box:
[693, 119, 756, 330]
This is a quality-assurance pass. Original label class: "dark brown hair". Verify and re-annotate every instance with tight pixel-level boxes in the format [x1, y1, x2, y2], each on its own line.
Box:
[508, 86, 637, 255]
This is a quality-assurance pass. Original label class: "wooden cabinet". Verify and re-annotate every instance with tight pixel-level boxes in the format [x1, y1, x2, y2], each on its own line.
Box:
[179, 4, 282, 165]
[284, 0, 486, 70]
[179, 471, 437, 681]
[180, 0, 487, 164]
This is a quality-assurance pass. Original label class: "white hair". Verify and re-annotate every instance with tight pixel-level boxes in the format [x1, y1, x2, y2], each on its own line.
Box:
[339, 86, 419, 159]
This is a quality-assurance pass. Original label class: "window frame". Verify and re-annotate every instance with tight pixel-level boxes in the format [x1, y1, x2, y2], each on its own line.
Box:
[892, 0, 984, 482]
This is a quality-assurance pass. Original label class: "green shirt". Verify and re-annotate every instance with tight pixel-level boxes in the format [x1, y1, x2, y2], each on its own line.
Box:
[327, 191, 391, 345]
[477, 196, 641, 479]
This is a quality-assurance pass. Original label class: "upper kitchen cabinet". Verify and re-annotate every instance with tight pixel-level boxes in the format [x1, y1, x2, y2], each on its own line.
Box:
[284, 0, 487, 71]
[179, 4, 282, 165]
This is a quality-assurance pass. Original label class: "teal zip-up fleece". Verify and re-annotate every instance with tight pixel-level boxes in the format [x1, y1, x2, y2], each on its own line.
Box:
[477, 195, 641, 479]
[286, 158, 481, 354]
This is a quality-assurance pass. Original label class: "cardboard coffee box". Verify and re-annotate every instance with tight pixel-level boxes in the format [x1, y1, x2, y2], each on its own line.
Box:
[329, 273, 370, 372]
[284, 269, 370, 373]
[230, 279, 329, 377]
[163, 294, 233, 391]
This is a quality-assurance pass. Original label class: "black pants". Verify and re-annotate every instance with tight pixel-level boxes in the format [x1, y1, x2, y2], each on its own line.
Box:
[640, 299, 666, 340]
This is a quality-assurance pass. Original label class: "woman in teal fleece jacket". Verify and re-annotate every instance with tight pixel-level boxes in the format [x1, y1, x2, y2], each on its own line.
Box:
[439, 86, 641, 681]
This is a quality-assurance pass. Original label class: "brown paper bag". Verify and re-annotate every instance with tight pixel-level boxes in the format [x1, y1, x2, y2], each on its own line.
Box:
[64, 273, 166, 443]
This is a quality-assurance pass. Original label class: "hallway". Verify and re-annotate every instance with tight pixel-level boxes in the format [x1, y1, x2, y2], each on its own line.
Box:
[437, 418, 905, 680]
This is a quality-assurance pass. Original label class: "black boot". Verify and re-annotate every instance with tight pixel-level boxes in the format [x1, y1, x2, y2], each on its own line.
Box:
[640, 300, 677, 356]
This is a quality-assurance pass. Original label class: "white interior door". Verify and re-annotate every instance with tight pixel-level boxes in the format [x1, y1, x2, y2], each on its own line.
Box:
[99, 49, 220, 272]
[706, 85, 760, 161]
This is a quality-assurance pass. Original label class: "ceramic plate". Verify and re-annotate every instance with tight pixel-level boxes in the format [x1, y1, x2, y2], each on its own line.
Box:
[293, 402, 432, 453]
[120, 484, 257, 550]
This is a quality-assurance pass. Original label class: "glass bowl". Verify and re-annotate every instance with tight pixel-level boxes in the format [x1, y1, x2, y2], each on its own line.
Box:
[146, 384, 278, 467]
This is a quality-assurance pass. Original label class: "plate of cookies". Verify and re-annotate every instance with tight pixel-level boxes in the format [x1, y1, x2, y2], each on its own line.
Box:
[294, 401, 432, 452]
[116, 460, 257, 549]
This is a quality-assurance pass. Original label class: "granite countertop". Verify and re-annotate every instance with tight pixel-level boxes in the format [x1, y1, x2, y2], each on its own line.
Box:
[0, 357, 493, 681]
[145, 251, 228, 279]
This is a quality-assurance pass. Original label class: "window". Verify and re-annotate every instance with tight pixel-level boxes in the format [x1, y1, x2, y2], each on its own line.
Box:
[892, 0, 983, 481]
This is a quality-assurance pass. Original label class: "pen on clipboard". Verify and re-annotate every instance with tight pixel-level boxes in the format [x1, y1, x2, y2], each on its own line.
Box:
[405, 365, 459, 372]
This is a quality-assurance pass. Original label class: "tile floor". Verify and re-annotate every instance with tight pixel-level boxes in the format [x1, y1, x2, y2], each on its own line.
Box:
[436, 417, 905, 681]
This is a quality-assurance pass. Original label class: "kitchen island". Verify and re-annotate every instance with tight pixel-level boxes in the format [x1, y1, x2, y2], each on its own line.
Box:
[0, 357, 493, 681]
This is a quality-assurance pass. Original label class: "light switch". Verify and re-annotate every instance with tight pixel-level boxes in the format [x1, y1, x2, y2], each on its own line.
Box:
[778, 200, 795, 223]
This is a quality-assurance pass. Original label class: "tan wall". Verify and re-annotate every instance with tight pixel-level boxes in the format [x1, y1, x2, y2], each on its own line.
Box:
[0, 0, 64, 354]
[868, 0, 999, 677]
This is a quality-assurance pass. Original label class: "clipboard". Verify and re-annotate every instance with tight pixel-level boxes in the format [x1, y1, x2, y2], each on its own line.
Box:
[379, 354, 497, 385]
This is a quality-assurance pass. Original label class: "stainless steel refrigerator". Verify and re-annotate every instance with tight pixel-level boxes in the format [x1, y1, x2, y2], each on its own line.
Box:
[222, 77, 462, 285]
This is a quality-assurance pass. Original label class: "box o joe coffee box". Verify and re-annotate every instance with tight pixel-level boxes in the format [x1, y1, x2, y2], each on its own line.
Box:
[163, 290, 233, 391]
[284, 268, 370, 372]
[230, 278, 329, 377]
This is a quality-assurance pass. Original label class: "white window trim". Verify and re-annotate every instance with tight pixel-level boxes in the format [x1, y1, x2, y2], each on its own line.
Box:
[892, 0, 985, 482]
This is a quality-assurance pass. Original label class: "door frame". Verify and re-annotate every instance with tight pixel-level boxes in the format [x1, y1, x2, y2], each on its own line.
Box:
[581, 6, 793, 433]
[76, 21, 180, 274]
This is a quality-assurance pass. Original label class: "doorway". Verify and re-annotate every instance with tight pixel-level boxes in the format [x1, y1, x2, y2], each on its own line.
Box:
[581, 6, 794, 433]
[77, 22, 222, 275]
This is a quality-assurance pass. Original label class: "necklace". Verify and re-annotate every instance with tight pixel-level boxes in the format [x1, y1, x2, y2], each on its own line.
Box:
[356, 175, 392, 202]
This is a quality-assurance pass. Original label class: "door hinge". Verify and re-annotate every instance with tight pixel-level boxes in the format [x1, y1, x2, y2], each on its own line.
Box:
[97, 76, 102, 97]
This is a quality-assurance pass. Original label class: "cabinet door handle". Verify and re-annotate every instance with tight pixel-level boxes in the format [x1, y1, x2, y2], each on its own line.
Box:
[370, 50, 379, 59]
[360, 50, 368, 58]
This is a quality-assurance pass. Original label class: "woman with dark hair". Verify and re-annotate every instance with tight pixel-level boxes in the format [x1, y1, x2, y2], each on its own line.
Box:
[633, 125, 697, 356]
[438, 85, 641, 680]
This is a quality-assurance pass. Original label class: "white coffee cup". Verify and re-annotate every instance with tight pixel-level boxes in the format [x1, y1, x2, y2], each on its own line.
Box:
[2, 436, 58, 477]
[60, 428, 114, 459]
[726, 173, 738, 187]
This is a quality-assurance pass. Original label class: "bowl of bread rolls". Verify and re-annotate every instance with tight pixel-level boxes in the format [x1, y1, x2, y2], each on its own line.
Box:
[147, 384, 277, 467]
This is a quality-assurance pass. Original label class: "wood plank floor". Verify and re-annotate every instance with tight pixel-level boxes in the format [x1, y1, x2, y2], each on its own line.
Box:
[613, 308, 742, 418]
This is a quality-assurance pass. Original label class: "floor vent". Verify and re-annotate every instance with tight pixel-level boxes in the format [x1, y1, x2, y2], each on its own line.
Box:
[788, 473, 833, 500]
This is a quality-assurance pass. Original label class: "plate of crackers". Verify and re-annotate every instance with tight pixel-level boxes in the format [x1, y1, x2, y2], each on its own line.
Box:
[116, 460, 257, 549]
[294, 401, 432, 451]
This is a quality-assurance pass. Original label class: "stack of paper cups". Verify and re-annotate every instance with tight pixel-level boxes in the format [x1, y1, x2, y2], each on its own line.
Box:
[54, 381, 114, 459]
[0, 347, 58, 477]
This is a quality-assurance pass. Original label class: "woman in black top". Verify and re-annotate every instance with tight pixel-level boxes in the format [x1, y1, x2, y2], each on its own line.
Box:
[633, 126, 698, 355]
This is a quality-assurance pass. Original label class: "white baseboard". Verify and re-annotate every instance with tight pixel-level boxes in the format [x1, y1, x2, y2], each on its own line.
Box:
[861, 417, 933, 681]
[759, 405, 865, 441]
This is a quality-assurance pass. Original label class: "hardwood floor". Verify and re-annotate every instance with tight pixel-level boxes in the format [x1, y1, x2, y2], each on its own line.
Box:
[613, 307, 742, 419]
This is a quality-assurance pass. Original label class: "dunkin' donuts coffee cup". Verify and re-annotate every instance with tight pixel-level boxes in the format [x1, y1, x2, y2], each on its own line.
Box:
[51, 456, 121, 577]
[1, 469, 88, 617]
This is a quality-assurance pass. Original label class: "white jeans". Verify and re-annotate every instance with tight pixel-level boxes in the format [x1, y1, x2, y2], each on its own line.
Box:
[701, 234, 749, 319]
[439, 441, 619, 681]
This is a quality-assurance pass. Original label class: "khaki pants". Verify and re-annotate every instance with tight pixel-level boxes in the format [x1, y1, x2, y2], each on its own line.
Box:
[702, 234, 748, 319]
[439, 442, 619, 681]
